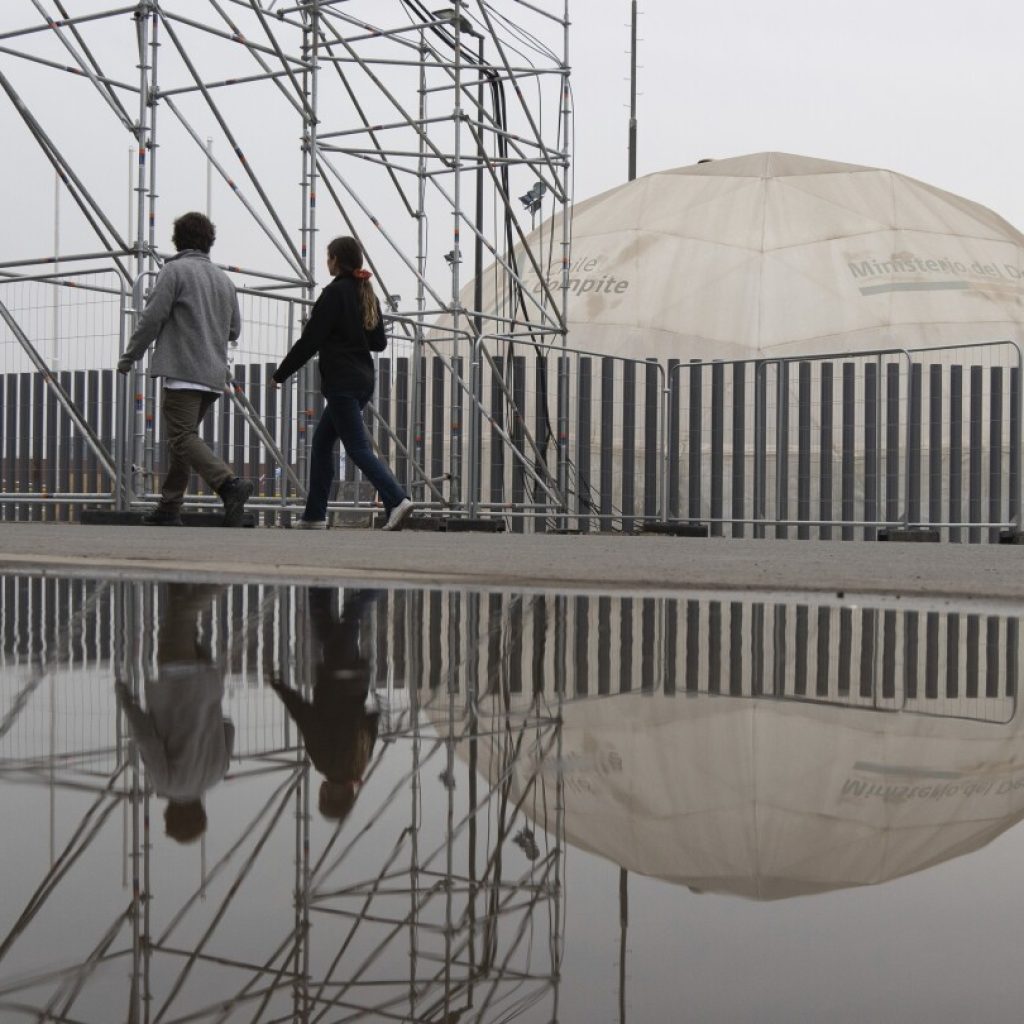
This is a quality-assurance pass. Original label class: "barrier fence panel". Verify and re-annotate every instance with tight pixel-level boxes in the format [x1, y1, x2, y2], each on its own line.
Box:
[1, 280, 1022, 542]
[473, 339, 665, 532]
[668, 340, 1022, 541]
[0, 274, 124, 520]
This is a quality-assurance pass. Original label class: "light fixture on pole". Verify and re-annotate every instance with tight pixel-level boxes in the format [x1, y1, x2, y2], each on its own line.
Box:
[431, 7, 481, 37]
[518, 180, 547, 227]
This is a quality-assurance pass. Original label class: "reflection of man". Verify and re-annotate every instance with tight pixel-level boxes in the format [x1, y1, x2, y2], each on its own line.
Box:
[116, 583, 234, 844]
[272, 588, 381, 822]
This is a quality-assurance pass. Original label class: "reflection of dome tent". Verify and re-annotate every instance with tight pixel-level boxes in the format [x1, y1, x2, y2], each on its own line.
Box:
[448, 693, 1024, 901]
[488, 152, 1024, 361]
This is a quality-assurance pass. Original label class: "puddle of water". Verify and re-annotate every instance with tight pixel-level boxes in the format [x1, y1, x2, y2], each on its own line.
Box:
[1, 575, 1022, 1022]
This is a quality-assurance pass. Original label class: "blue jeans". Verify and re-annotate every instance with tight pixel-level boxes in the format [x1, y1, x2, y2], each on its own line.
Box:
[304, 394, 407, 521]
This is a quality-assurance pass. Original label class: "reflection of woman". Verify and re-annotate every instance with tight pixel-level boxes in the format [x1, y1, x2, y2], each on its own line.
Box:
[116, 583, 233, 844]
[272, 587, 381, 821]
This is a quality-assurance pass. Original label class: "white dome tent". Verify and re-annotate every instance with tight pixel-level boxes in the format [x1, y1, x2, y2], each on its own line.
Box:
[500, 152, 1024, 362]
[451, 153, 1024, 534]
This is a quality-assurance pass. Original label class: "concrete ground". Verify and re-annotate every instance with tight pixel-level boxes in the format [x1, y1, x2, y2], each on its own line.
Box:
[0, 521, 1020, 608]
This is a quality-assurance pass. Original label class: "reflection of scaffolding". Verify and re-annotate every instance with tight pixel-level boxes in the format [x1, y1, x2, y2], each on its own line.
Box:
[0, 2, 572, 522]
[0, 579, 565, 1022]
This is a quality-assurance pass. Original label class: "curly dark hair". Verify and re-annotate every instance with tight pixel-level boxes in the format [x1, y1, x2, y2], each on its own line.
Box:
[172, 212, 216, 253]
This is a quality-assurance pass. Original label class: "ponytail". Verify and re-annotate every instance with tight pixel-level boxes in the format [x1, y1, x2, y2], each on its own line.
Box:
[357, 278, 380, 331]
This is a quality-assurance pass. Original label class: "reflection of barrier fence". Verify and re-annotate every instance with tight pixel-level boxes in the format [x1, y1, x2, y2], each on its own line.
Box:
[1, 272, 1022, 538]
[2, 575, 1018, 738]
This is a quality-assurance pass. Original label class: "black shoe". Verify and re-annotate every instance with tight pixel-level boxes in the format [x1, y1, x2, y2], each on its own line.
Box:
[142, 506, 183, 527]
[217, 477, 253, 528]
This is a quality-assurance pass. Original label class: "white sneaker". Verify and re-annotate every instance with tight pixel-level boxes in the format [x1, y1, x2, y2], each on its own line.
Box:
[382, 498, 414, 532]
[295, 518, 327, 530]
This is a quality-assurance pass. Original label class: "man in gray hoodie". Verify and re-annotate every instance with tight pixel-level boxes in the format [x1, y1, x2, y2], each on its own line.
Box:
[118, 212, 252, 527]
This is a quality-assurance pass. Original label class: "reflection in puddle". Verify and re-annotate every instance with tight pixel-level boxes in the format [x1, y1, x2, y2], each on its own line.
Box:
[0, 576, 1022, 1021]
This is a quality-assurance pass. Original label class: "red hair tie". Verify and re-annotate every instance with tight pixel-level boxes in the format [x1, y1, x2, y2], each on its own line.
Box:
[352, 269, 372, 281]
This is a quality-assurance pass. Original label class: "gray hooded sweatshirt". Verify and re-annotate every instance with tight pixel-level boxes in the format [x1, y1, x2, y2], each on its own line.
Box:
[121, 250, 241, 390]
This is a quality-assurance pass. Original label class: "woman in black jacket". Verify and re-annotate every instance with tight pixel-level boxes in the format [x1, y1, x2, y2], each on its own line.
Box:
[273, 236, 413, 530]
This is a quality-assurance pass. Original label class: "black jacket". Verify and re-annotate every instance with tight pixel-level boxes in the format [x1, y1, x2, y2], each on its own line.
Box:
[272, 276, 387, 399]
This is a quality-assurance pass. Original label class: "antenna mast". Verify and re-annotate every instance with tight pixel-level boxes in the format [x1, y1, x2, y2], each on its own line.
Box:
[628, 0, 638, 181]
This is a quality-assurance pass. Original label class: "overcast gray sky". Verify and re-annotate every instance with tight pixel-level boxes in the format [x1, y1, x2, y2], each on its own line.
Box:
[575, 0, 1024, 227]
[1, 1, 1023, 296]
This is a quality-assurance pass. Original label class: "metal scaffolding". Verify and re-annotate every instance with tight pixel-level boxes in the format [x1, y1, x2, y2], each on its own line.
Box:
[0, 1, 572, 522]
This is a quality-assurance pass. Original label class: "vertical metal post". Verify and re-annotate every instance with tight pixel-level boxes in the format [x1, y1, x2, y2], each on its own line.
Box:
[908, 364, 922, 527]
[45, 375, 57, 520]
[558, 6, 572, 531]
[860, 609, 877, 700]
[467, 31, 485, 519]
[882, 610, 897, 701]
[949, 364, 963, 543]
[732, 362, 746, 538]
[946, 612, 960, 700]
[841, 362, 854, 541]
[925, 612, 939, 700]
[600, 357, 615, 528]
[432, 356, 446, 497]
[797, 362, 811, 540]
[750, 601, 765, 696]
[839, 606, 856, 696]
[396, 357, 410, 488]
[130, 7, 152, 499]
[511, 355, 526, 531]
[577, 357, 591, 532]
[732, 602, 746, 696]
[886, 362, 900, 525]
[794, 605, 808, 696]
[819, 363, 833, 540]
[928, 365, 942, 529]
[415, 27, 430, 508]
[489, 356, 505, 510]
[772, 605, 787, 697]
[753, 362, 767, 538]
[628, 0, 637, 182]
[775, 361, 790, 539]
[622, 360, 636, 533]
[446, 11, 465, 512]
[557, 353, 570, 530]
[969, 365, 983, 543]
[667, 360, 680, 520]
[685, 599, 699, 694]
[51, 170, 60, 375]
[687, 360, 701, 523]
[990, 366, 1004, 542]
[378, 356, 392, 463]
[864, 362, 877, 540]
[643, 359, 658, 521]
[708, 601, 721, 694]
[905, 611, 919, 702]
[1011, 364, 1021, 534]
[710, 361, 724, 536]
[535, 355, 551, 531]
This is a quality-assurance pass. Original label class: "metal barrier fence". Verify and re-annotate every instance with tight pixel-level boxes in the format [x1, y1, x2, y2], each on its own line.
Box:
[667, 340, 1023, 540]
[0, 274, 1021, 538]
